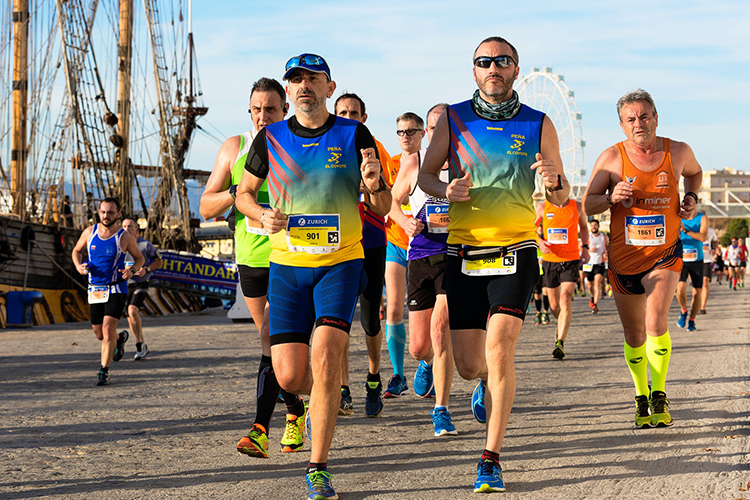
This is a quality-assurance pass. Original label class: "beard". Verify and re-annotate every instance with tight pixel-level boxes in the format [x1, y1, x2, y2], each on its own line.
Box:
[294, 91, 324, 113]
[100, 217, 118, 228]
[479, 75, 513, 100]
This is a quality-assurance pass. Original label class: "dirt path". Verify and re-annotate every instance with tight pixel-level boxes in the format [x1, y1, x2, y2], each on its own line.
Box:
[1, 284, 748, 499]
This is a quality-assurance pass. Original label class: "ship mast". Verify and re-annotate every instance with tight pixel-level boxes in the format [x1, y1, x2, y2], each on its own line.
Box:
[11, 0, 29, 220]
[116, 0, 134, 216]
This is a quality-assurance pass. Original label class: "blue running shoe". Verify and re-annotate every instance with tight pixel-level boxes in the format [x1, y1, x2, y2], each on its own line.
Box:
[474, 459, 506, 493]
[472, 380, 487, 424]
[687, 319, 696, 331]
[305, 407, 312, 443]
[414, 360, 434, 398]
[431, 407, 458, 436]
[677, 311, 687, 328]
[306, 470, 338, 500]
[383, 374, 408, 398]
[365, 380, 384, 417]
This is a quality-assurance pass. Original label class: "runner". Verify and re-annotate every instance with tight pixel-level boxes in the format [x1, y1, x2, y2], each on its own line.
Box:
[390, 103, 457, 437]
[199, 77, 306, 460]
[334, 92, 396, 417]
[585, 219, 609, 314]
[714, 242, 724, 285]
[382, 112, 425, 399]
[676, 211, 708, 331]
[71, 198, 144, 386]
[537, 198, 589, 358]
[738, 237, 747, 287]
[582, 88, 702, 429]
[698, 217, 716, 314]
[724, 238, 741, 290]
[235, 53, 391, 500]
[121, 218, 163, 360]
[418, 36, 569, 492]
[531, 237, 551, 326]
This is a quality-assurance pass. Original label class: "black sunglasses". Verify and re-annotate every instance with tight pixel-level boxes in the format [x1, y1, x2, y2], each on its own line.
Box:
[396, 128, 422, 137]
[473, 55, 516, 69]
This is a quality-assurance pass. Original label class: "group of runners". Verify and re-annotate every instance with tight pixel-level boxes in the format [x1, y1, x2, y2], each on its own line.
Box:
[71, 35, 750, 499]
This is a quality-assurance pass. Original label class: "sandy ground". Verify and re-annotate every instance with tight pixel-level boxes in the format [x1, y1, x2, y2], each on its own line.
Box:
[1, 283, 748, 500]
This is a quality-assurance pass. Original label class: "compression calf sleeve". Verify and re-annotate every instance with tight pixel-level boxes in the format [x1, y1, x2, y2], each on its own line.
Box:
[624, 341, 649, 397]
[646, 331, 672, 394]
[386, 321, 406, 377]
[254, 355, 280, 430]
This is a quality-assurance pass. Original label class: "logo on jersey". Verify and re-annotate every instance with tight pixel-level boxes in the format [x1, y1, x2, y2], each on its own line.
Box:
[656, 171, 669, 189]
[326, 147, 346, 168]
[507, 134, 528, 156]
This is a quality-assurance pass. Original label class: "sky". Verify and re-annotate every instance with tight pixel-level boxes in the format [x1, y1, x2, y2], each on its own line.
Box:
[184, 0, 750, 191]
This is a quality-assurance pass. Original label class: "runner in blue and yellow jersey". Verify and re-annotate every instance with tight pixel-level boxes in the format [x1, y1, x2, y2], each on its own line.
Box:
[200, 78, 306, 460]
[417, 37, 570, 493]
[72, 198, 144, 386]
[235, 53, 391, 500]
[676, 211, 708, 331]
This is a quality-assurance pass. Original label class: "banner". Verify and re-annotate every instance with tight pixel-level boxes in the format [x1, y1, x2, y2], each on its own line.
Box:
[152, 250, 237, 292]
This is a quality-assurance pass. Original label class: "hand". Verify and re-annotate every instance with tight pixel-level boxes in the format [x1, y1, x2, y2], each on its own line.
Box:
[360, 148, 381, 192]
[76, 262, 88, 275]
[120, 267, 133, 280]
[135, 267, 147, 277]
[445, 171, 472, 202]
[261, 207, 288, 234]
[580, 247, 590, 264]
[403, 217, 425, 237]
[531, 153, 559, 189]
[610, 180, 634, 204]
[679, 195, 697, 220]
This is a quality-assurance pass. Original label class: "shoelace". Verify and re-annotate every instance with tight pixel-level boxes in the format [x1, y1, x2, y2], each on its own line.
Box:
[434, 410, 452, 426]
[652, 396, 670, 413]
[284, 417, 301, 440]
[478, 460, 499, 477]
[309, 471, 332, 488]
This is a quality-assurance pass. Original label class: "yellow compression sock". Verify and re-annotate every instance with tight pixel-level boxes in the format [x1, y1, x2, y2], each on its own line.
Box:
[624, 341, 649, 397]
[646, 331, 672, 394]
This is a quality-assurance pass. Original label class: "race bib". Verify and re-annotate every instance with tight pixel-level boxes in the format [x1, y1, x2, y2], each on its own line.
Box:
[582, 263, 593, 273]
[425, 201, 450, 234]
[88, 285, 110, 304]
[546, 228, 568, 244]
[286, 214, 340, 254]
[683, 247, 698, 262]
[625, 215, 666, 246]
[461, 251, 517, 276]
[245, 203, 270, 236]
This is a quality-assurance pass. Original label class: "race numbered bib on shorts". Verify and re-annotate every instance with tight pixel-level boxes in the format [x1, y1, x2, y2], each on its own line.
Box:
[546, 228, 568, 244]
[582, 263, 593, 273]
[461, 251, 517, 276]
[88, 285, 110, 304]
[625, 215, 666, 246]
[425, 201, 450, 234]
[286, 214, 340, 254]
[245, 203, 270, 236]
[683, 247, 699, 262]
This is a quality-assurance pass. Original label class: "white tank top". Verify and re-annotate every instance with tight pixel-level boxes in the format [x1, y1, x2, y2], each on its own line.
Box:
[588, 232, 606, 265]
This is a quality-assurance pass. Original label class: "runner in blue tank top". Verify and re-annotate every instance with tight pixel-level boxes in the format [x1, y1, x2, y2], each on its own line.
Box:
[676, 211, 708, 331]
[72, 198, 143, 386]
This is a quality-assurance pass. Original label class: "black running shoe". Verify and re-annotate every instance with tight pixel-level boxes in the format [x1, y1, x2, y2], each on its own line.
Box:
[96, 369, 110, 386]
[552, 340, 565, 359]
[113, 330, 129, 362]
[634, 395, 651, 428]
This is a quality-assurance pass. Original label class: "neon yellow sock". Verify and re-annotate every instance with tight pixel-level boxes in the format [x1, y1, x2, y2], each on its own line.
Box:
[624, 341, 649, 396]
[646, 331, 672, 393]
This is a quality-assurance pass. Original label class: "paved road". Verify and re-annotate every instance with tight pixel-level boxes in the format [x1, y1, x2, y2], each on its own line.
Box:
[1, 284, 748, 499]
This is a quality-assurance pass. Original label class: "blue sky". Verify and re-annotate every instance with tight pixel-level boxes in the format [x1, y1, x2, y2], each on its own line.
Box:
[184, 1, 750, 186]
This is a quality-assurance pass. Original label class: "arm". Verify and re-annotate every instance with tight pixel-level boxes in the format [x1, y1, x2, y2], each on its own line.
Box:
[120, 232, 145, 280]
[71, 226, 93, 275]
[135, 245, 163, 277]
[360, 147, 392, 217]
[674, 141, 703, 220]
[418, 112, 472, 201]
[236, 133, 287, 234]
[390, 153, 424, 237]
[199, 135, 241, 220]
[582, 146, 629, 216]
[684, 213, 709, 243]
[535, 115, 571, 205]
[577, 201, 590, 263]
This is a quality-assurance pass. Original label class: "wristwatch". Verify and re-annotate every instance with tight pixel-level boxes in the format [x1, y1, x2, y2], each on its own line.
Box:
[546, 174, 563, 192]
[229, 184, 237, 200]
[369, 178, 389, 195]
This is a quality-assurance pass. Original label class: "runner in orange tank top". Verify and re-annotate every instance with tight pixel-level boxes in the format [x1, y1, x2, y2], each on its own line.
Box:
[583, 89, 702, 430]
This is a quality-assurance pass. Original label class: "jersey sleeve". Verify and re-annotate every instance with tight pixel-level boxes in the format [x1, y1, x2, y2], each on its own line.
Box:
[245, 128, 270, 179]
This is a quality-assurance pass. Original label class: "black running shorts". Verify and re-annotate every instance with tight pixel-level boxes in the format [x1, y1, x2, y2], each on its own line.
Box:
[680, 261, 704, 289]
[238, 264, 270, 299]
[89, 293, 127, 326]
[407, 254, 446, 311]
[542, 260, 580, 288]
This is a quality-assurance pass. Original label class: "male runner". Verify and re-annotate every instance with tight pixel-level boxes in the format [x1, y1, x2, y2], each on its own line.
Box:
[418, 36, 568, 492]
[236, 53, 391, 500]
[382, 112, 425, 399]
[537, 198, 589, 358]
[738, 237, 747, 287]
[676, 211, 707, 331]
[585, 219, 609, 314]
[334, 92, 396, 417]
[725, 238, 741, 290]
[122, 218, 163, 359]
[390, 103, 457, 437]
[199, 77, 306, 459]
[72, 198, 144, 386]
[583, 89, 702, 429]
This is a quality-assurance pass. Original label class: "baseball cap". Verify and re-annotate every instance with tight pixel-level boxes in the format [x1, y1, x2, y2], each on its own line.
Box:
[283, 53, 331, 81]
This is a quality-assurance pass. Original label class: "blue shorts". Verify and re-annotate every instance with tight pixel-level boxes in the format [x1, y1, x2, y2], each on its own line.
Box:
[268, 259, 366, 345]
[386, 241, 408, 267]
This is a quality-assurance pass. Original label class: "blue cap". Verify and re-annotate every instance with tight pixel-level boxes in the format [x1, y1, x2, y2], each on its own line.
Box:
[283, 53, 331, 81]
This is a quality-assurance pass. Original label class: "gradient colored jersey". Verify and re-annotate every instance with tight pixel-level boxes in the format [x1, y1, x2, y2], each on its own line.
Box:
[385, 153, 410, 250]
[87, 225, 127, 293]
[446, 101, 543, 246]
[541, 200, 580, 262]
[609, 138, 682, 275]
[359, 138, 392, 250]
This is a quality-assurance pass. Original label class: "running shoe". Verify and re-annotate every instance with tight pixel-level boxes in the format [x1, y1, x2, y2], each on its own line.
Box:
[339, 388, 353, 416]
[552, 339, 565, 359]
[383, 374, 408, 398]
[591, 304, 599, 314]
[687, 319, 696, 332]
[650, 391, 673, 427]
[472, 380, 487, 424]
[677, 311, 687, 328]
[699, 309, 707, 315]
[365, 380, 384, 417]
[306, 470, 338, 500]
[133, 344, 149, 360]
[112, 330, 129, 362]
[413, 360, 435, 398]
[589, 298, 595, 309]
[534, 312, 542, 326]
[305, 405, 312, 443]
[237, 423, 269, 458]
[432, 407, 458, 436]
[277, 392, 285, 404]
[541, 311, 550, 325]
[634, 395, 651, 429]
[281, 408, 306, 452]
[96, 369, 110, 386]
[474, 459, 506, 493]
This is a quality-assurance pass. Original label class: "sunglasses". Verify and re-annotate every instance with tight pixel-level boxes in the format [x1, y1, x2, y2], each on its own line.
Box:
[285, 54, 327, 72]
[396, 128, 422, 137]
[473, 55, 516, 69]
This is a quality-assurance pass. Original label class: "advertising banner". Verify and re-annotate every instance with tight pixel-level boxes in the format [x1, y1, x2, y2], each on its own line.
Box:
[152, 251, 237, 292]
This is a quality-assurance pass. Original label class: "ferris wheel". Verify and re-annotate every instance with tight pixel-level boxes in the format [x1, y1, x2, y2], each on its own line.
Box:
[515, 67, 586, 199]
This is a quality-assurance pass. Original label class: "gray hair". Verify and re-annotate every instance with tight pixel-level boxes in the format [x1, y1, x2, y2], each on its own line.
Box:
[427, 103, 450, 119]
[616, 89, 657, 121]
